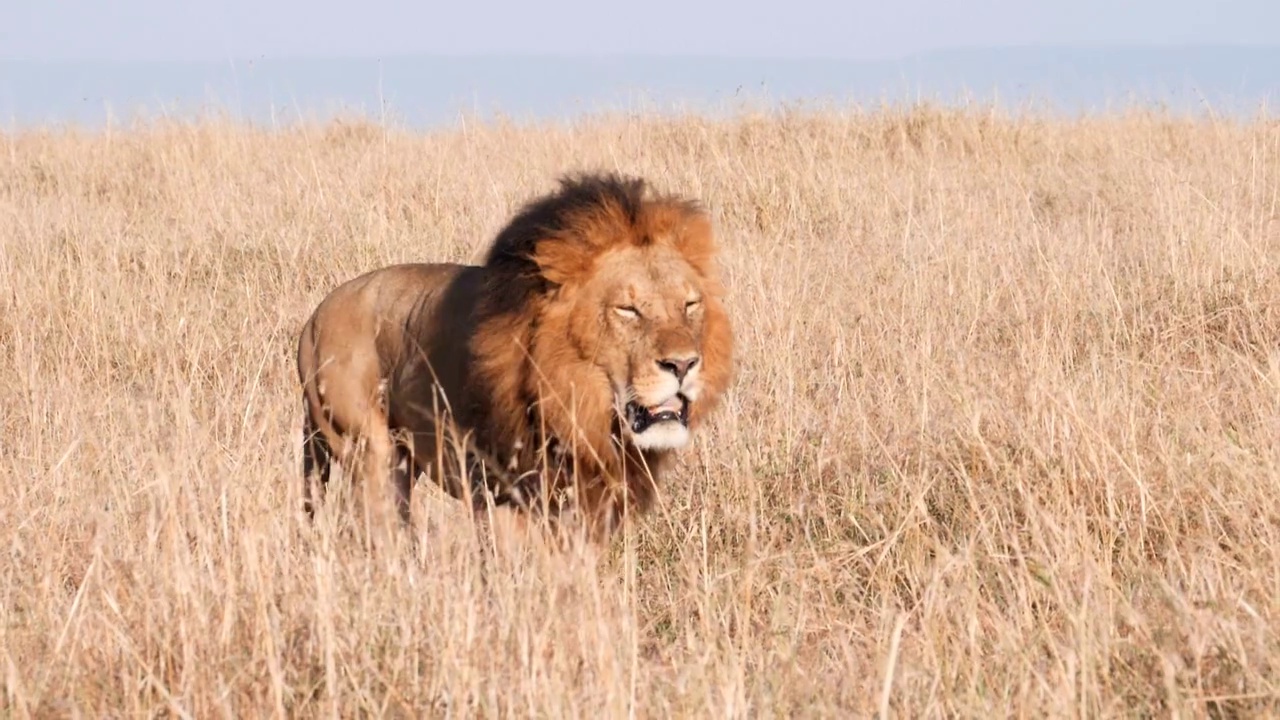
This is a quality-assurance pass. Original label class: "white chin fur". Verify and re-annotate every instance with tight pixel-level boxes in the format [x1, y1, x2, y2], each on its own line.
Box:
[630, 422, 691, 451]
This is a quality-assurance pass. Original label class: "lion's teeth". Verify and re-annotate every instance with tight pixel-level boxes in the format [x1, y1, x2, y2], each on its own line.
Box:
[651, 397, 682, 413]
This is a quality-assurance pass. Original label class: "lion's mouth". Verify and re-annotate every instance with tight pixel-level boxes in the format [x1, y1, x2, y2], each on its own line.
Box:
[626, 394, 690, 434]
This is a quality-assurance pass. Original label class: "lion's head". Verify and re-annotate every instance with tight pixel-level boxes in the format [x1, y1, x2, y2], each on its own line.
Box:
[582, 238, 721, 451]
[470, 173, 734, 513]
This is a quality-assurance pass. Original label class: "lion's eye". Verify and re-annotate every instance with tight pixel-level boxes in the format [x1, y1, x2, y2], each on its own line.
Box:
[614, 305, 641, 319]
[685, 299, 702, 312]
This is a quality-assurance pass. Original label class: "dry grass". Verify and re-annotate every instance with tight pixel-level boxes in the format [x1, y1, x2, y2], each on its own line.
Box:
[3, 104, 1280, 717]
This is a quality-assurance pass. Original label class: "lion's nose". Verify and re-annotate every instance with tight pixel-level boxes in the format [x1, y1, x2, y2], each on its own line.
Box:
[657, 355, 699, 382]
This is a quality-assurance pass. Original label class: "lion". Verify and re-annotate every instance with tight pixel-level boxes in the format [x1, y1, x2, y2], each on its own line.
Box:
[294, 172, 734, 543]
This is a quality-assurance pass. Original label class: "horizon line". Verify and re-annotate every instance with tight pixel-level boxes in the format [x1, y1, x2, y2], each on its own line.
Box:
[4, 42, 1280, 66]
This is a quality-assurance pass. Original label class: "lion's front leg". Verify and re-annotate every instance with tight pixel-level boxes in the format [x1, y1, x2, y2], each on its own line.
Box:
[391, 444, 414, 526]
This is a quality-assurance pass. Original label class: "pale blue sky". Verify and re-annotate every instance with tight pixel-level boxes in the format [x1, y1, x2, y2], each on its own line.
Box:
[3, 0, 1278, 62]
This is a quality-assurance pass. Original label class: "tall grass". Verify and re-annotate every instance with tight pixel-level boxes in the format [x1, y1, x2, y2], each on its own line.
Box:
[2, 104, 1279, 717]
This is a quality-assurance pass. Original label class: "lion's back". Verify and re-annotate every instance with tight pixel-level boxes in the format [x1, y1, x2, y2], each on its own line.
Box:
[297, 262, 476, 390]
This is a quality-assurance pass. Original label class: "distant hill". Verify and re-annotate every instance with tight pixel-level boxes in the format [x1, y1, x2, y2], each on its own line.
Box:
[2, 45, 1277, 129]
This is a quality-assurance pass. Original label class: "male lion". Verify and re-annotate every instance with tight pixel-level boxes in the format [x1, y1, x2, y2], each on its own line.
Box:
[295, 172, 734, 543]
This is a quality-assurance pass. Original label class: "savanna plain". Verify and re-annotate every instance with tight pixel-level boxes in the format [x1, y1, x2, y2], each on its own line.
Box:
[2, 104, 1280, 718]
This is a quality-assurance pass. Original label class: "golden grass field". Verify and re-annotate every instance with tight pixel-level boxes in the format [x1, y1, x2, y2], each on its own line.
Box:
[2, 104, 1279, 717]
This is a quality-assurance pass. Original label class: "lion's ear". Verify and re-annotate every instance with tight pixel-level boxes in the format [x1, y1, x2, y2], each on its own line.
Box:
[530, 239, 593, 287]
[674, 213, 722, 282]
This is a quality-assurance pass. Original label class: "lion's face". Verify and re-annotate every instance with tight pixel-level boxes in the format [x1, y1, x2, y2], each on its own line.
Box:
[574, 244, 718, 451]
[514, 178, 733, 468]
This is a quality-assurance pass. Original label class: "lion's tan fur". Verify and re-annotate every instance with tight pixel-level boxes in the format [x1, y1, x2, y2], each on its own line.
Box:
[295, 172, 734, 542]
